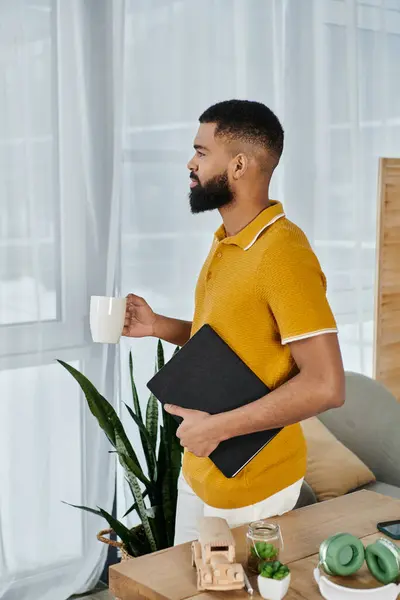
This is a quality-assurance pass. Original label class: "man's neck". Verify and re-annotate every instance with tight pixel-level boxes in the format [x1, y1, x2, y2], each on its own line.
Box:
[220, 199, 272, 238]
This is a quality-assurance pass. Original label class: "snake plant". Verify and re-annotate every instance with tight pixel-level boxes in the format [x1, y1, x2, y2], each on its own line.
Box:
[58, 340, 182, 557]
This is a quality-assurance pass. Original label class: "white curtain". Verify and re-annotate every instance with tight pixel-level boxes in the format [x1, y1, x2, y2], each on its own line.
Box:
[2, 0, 400, 595]
[118, 0, 400, 516]
[0, 1, 125, 599]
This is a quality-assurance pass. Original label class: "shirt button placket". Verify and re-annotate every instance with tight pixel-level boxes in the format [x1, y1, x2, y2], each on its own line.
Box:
[206, 245, 223, 284]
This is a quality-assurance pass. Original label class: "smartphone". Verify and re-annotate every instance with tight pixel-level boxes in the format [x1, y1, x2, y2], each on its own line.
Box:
[377, 519, 400, 540]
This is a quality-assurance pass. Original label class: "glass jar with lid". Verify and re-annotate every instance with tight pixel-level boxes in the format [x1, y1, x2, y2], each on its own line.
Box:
[246, 520, 284, 574]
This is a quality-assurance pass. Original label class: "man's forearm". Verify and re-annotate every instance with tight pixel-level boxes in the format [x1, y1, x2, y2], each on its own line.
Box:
[212, 371, 344, 442]
[153, 314, 192, 347]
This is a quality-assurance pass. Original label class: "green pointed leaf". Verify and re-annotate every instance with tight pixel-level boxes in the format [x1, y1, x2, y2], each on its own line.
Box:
[169, 423, 183, 480]
[62, 501, 102, 517]
[161, 408, 182, 546]
[123, 501, 137, 520]
[153, 429, 170, 549]
[146, 393, 159, 450]
[129, 351, 143, 422]
[122, 489, 148, 518]
[97, 507, 132, 543]
[146, 504, 167, 549]
[159, 427, 175, 547]
[117, 436, 157, 553]
[156, 425, 166, 483]
[60, 340, 183, 557]
[157, 339, 165, 371]
[58, 360, 151, 490]
[57, 360, 115, 444]
[117, 443, 153, 491]
[125, 404, 157, 481]
[125, 472, 156, 552]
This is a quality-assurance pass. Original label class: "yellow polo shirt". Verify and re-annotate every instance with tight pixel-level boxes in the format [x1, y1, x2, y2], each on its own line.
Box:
[182, 201, 338, 509]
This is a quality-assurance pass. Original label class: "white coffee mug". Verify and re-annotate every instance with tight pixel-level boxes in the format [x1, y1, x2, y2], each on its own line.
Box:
[90, 296, 127, 344]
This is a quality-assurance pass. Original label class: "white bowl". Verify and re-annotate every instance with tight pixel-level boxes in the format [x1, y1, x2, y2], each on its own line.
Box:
[257, 573, 291, 600]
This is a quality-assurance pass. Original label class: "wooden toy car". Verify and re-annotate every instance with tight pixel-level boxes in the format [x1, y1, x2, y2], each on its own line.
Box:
[191, 517, 245, 591]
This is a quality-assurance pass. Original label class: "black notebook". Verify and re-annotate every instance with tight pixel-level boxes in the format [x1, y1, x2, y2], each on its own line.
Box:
[147, 324, 282, 478]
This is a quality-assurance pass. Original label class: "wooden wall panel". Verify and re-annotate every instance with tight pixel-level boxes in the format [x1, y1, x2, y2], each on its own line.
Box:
[374, 158, 400, 400]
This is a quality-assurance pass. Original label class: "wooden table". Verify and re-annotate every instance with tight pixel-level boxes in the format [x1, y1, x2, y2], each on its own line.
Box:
[109, 491, 400, 599]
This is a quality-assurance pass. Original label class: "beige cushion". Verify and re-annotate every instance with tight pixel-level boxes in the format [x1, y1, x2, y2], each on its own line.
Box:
[301, 417, 376, 501]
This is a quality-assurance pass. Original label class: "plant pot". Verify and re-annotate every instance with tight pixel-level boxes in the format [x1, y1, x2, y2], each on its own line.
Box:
[257, 573, 291, 600]
[97, 524, 149, 561]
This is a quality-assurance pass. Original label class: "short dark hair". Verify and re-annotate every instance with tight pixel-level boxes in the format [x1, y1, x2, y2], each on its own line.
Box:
[199, 99, 284, 163]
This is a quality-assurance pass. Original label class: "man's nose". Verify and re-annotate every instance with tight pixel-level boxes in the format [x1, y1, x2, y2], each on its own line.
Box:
[187, 155, 197, 171]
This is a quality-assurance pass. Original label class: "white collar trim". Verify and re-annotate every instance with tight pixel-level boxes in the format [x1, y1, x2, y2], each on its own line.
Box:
[243, 212, 285, 251]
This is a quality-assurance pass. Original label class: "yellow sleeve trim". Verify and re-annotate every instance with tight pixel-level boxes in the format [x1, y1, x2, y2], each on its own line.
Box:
[281, 328, 338, 345]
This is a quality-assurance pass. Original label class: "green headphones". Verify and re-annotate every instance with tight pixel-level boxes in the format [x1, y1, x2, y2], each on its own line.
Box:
[319, 533, 400, 585]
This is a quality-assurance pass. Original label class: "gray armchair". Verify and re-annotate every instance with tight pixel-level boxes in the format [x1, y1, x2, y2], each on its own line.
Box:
[295, 371, 400, 508]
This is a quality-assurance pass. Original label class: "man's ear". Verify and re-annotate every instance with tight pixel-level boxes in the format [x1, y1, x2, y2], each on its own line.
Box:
[230, 153, 249, 180]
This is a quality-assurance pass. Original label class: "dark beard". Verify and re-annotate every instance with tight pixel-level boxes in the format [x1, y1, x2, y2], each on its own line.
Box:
[189, 171, 234, 214]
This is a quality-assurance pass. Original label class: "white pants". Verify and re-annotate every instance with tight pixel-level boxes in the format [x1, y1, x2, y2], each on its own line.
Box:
[174, 473, 304, 545]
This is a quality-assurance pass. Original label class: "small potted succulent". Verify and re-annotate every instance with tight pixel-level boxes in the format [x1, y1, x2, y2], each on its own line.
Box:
[257, 560, 291, 600]
[248, 541, 280, 573]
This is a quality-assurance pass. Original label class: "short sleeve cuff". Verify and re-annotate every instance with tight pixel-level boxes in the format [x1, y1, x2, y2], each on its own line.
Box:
[281, 327, 338, 345]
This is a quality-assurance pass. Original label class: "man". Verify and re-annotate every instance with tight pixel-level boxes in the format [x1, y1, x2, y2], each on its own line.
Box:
[123, 100, 345, 545]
